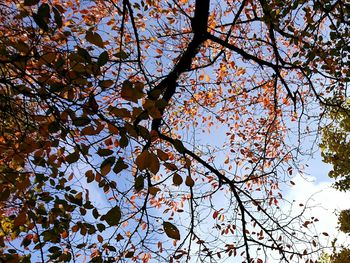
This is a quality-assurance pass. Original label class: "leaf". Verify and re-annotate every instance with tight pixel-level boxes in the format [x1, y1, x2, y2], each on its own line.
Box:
[21, 236, 32, 248]
[98, 51, 109, 66]
[99, 80, 114, 89]
[134, 175, 144, 192]
[185, 176, 194, 187]
[135, 151, 160, 174]
[74, 192, 83, 206]
[102, 206, 121, 226]
[72, 116, 91, 126]
[163, 221, 180, 240]
[77, 47, 91, 62]
[148, 152, 160, 174]
[135, 151, 149, 170]
[114, 51, 128, 59]
[33, 13, 48, 32]
[86, 30, 104, 48]
[85, 170, 95, 183]
[173, 173, 183, 186]
[24, 0, 40, 5]
[53, 6, 63, 28]
[173, 139, 185, 153]
[97, 148, 113, 157]
[38, 3, 50, 19]
[88, 95, 99, 113]
[100, 157, 116, 176]
[149, 186, 160, 195]
[14, 212, 27, 227]
[157, 149, 169, 161]
[125, 251, 134, 258]
[113, 157, 129, 174]
[0, 189, 10, 201]
[66, 151, 79, 164]
[121, 80, 144, 103]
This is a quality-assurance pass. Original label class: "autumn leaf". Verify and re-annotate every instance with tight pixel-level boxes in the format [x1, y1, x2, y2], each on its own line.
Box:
[98, 51, 109, 66]
[65, 151, 80, 164]
[86, 30, 104, 48]
[100, 157, 116, 176]
[113, 157, 129, 174]
[185, 176, 194, 187]
[14, 212, 27, 227]
[102, 206, 121, 226]
[24, 0, 40, 6]
[149, 186, 160, 195]
[121, 81, 144, 103]
[135, 151, 160, 174]
[134, 175, 144, 192]
[173, 173, 183, 186]
[163, 221, 180, 240]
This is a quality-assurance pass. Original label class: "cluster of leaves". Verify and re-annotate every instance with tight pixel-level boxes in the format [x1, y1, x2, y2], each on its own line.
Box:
[320, 98, 350, 263]
[0, 0, 349, 262]
[321, 100, 350, 191]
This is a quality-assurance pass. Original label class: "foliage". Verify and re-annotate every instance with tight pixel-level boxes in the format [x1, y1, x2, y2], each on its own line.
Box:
[0, 0, 349, 262]
[321, 100, 350, 191]
[320, 100, 350, 263]
[330, 248, 350, 263]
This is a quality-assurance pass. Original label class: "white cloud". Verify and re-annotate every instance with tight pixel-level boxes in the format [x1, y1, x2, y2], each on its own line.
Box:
[284, 174, 350, 254]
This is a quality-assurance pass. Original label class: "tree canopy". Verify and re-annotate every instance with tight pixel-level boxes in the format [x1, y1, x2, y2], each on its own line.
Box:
[320, 98, 350, 263]
[0, 0, 349, 262]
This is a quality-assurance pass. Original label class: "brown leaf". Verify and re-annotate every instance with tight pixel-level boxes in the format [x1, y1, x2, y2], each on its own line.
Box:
[135, 151, 160, 174]
[173, 173, 183, 186]
[86, 31, 104, 48]
[163, 221, 180, 240]
[185, 176, 194, 187]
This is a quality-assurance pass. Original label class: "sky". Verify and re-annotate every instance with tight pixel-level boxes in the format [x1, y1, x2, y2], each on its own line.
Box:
[283, 153, 350, 258]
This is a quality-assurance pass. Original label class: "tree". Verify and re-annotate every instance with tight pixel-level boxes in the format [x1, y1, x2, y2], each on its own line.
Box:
[0, 0, 349, 262]
[320, 98, 350, 263]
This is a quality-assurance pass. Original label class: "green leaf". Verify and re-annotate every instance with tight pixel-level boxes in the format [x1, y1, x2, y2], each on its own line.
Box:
[102, 206, 121, 226]
[163, 221, 180, 240]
